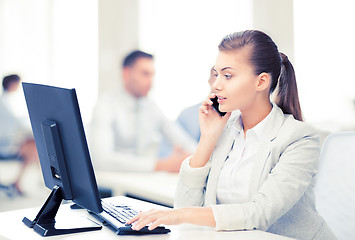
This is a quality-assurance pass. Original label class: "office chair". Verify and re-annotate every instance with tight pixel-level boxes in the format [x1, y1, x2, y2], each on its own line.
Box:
[314, 131, 355, 240]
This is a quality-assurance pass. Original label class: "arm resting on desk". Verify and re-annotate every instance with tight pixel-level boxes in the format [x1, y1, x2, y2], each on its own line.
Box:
[126, 207, 216, 231]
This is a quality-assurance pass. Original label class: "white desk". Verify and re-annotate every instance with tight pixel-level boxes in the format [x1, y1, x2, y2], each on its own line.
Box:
[95, 171, 178, 207]
[0, 196, 294, 240]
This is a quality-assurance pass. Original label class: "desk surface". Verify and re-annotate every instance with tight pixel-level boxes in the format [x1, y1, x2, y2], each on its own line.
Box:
[0, 196, 294, 240]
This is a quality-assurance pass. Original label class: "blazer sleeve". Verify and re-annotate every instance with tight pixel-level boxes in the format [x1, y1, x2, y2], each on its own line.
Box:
[210, 127, 320, 231]
[174, 156, 211, 208]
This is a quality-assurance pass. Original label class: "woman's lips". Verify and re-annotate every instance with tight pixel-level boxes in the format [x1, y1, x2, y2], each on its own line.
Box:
[217, 95, 226, 104]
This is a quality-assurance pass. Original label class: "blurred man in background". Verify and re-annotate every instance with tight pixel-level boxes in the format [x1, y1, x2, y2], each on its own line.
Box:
[0, 74, 38, 195]
[90, 51, 197, 173]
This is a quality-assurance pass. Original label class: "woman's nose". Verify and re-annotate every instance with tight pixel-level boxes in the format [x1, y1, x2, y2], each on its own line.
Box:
[212, 77, 222, 92]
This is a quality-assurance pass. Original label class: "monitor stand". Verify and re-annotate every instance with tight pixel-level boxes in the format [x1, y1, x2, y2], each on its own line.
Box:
[22, 185, 102, 236]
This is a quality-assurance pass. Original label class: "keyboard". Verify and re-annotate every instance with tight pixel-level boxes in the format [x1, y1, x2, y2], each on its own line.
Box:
[101, 201, 139, 224]
[98, 199, 171, 235]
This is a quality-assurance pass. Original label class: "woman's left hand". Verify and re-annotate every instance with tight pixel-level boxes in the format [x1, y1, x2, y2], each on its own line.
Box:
[126, 209, 184, 231]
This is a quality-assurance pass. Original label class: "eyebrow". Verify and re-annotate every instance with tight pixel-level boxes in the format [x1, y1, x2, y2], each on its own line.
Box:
[213, 67, 234, 72]
[221, 67, 234, 71]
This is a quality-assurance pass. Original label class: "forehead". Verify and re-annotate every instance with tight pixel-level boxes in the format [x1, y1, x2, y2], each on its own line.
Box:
[214, 48, 251, 71]
[132, 57, 154, 68]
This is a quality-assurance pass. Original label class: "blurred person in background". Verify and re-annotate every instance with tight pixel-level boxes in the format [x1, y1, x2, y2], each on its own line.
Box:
[0, 74, 38, 195]
[159, 67, 218, 157]
[90, 50, 197, 173]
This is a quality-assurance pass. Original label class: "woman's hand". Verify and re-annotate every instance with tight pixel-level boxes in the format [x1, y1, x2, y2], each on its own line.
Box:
[126, 209, 184, 231]
[188, 93, 231, 168]
[126, 207, 216, 231]
[199, 93, 231, 141]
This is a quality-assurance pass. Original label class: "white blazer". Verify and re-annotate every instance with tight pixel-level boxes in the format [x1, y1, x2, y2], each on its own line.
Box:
[174, 103, 336, 240]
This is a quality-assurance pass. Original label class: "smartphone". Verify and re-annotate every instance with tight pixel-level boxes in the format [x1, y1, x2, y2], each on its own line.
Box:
[210, 96, 227, 117]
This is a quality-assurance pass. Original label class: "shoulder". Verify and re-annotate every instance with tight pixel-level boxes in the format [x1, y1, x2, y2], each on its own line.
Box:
[274, 114, 321, 153]
[96, 91, 119, 105]
[93, 90, 125, 117]
[281, 115, 318, 140]
[140, 97, 162, 114]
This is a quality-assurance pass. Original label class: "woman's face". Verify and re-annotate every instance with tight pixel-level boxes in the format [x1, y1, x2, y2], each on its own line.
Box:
[212, 49, 260, 112]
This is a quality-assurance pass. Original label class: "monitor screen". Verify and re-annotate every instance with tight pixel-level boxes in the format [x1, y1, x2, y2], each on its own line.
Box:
[22, 82, 102, 214]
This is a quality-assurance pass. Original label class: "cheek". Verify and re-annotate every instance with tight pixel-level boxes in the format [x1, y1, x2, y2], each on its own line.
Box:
[226, 77, 256, 109]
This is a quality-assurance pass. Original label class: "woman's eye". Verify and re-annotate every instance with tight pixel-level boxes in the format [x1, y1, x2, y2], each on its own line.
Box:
[225, 75, 232, 79]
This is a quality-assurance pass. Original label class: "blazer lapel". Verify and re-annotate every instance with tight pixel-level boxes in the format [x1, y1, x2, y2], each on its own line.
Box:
[248, 104, 286, 196]
[205, 128, 235, 206]
[248, 141, 273, 197]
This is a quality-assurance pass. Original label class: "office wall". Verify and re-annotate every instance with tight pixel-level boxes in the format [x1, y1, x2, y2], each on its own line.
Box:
[0, 0, 98, 124]
[294, 0, 355, 130]
[98, 0, 139, 93]
[50, 0, 98, 123]
[0, 0, 51, 90]
[252, 0, 294, 63]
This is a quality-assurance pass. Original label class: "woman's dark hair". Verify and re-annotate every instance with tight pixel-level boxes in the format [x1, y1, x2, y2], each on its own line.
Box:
[2, 74, 21, 91]
[218, 30, 303, 121]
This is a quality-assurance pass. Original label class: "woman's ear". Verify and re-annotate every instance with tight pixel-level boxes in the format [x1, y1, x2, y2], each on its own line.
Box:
[256, 72, 270, 92]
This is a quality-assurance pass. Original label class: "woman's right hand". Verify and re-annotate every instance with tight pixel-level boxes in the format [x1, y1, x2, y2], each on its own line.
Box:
[189, 93, 231, 168]
[199, 93, 231, 142]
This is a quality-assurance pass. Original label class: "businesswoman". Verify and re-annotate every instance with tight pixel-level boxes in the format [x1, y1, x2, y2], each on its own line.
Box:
[127, 30, 336, 240]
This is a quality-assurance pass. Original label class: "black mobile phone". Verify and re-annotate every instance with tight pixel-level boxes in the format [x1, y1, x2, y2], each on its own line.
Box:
[210, 96, 227, 117]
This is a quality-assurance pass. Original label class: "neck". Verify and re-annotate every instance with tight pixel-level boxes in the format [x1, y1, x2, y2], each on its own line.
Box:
[240, 99, 272, 133]
[123, 86, 139, 100]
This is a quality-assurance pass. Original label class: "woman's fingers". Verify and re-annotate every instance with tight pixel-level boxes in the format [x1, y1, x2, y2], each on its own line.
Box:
[203, 93, 216, 106]
[127, 209, 175, 231]
[126, 211, 143, 224]
[200, 105, 209, 114]
[209, 92, 216, 99]
[132, 214, 157, 231]
[200, 94, 217, 115]
[148, 218, 164, 230]
[201, 99, 212, 107]
[127, 209, 161, 231]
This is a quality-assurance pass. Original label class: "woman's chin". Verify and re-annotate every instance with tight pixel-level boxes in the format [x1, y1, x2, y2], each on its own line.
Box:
[219, 106, 230, 112]
[220, 106, 237, 113]
[220, 108, 230, 113]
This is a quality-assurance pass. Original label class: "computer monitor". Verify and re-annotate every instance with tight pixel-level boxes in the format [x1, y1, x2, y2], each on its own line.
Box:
[21, 82, 103, 236]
